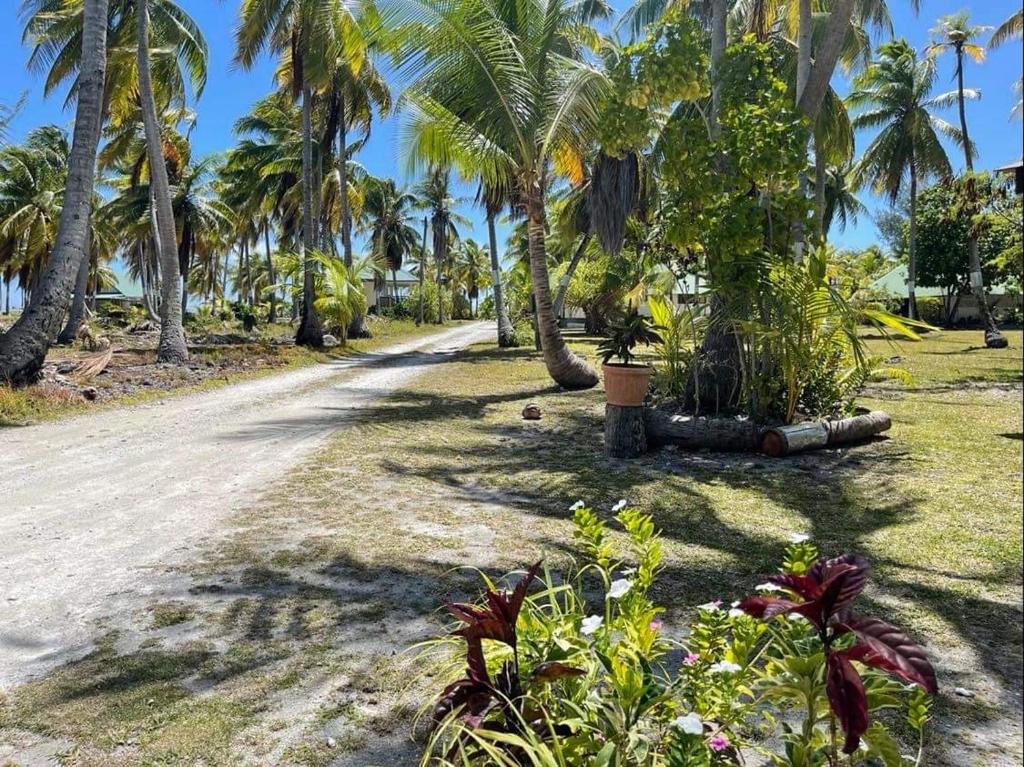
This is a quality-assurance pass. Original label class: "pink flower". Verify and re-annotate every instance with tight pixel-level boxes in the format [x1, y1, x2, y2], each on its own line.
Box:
[649, 619, 663, 632]
[683, 652, 700, 666]
[709, 735, 730, 752]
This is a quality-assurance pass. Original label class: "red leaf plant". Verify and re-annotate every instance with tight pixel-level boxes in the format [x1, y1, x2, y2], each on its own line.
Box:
[433, 561, 584, 738]
[739, 554, 938, 754]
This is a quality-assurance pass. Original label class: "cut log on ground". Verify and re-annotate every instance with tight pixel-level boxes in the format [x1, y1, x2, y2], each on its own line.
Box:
[762, 410, 891, 456]
[645, 410, 762, 451]
[606, 403, 647, 458]
[825, 410, 891, 447]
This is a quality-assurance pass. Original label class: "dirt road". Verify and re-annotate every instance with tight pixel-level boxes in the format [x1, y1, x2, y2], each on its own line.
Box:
[0, 322, 493, 688]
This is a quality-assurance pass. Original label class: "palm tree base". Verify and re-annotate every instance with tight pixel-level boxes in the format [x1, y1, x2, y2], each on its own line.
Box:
[295, 313, 325, 348]
[985, 328, 1008, 349]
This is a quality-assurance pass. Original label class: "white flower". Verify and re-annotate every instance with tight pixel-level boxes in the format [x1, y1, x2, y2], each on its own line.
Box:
[621, 567, 638, 576]
[673, 713, 704, 735]
[756, 582, 782, 592]
[697, 600, 723, 612]
[788, 533, 810, 544]
[570, 500, 586, 511]
[612, 499, 628, 512]
[710, 660, 742, 675]
[728, 608, 745, 618]
[581, 615, 603, 636]
[607, 579, 633, 600]
[786, 612, 808, 622]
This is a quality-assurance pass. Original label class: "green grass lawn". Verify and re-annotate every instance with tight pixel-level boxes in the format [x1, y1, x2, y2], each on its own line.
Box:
[1, 329, 1020, 766]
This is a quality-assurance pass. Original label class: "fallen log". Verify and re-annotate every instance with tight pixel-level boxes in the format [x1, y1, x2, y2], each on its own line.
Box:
[645, 410, 762, 451]
[761, 410, 891, 457]
[825, 410, 891, 447]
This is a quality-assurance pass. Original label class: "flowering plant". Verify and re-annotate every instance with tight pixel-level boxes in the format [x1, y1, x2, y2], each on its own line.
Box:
[417, 503, 935, 766]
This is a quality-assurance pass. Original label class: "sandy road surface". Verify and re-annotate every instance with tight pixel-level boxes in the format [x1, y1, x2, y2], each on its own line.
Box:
[0, 322, 493, 688]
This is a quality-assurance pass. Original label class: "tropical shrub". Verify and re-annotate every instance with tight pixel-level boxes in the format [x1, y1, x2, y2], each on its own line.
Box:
[914, 297, 945, 328]
[408, 281, 453, 324]
[647, 295, 698, 401]
[419, 503, 936, 767]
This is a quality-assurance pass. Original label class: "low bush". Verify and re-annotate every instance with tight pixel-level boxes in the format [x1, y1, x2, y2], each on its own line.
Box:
[418, 502, 935, 766]
[915, 297, 945, 327]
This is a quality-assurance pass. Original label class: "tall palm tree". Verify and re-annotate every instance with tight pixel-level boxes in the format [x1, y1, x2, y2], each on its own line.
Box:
[848, 39, 960, 320]
[414, 168, 465, 323]
[393, 0, 605, 388]
[927, 11, 1005, 346]
[21, 0, 208, 361]
[236, 0, 363, 347]
[477, 182, 515, 346]
[360, 177, 420, 306]
[0, 0, 108, 384]
[454, 238, 490, 318]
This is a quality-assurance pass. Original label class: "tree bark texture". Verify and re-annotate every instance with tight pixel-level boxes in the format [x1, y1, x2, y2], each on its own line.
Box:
[606, 404, 647, 458]
[526, 192, 598, 390]
[295, 84, 324, 347]
[137, 0, 188, 363]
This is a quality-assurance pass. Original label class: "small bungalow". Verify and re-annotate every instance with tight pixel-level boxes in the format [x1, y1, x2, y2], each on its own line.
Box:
[94, 289, 144, 312]
[868, 264, 1020, 324]
[361, 266, 419, 311]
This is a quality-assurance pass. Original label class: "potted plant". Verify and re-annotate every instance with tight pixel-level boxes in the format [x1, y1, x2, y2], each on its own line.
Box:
[598, 313, 662, 406]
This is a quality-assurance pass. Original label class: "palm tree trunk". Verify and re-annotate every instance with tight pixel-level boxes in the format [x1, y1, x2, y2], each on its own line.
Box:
[553, 233, 590, 319]
[908, 161, 919, 321]
[791, 0, 812, 263]
[418, 216, 427, 325]
[955, 47, 1005, 345]
[58, 238, 92, 344]
[436, 240, 445, 325]
[486, 210, 514, 346]
[0, 0, 108, 385]
[814, 141, 827, 241]
[797, 0, 858, 120]
[137, 0, 188, 364]
[525, 193, 598, 390]
[264, 219, 277, 323]
[295, 84, 324, 347]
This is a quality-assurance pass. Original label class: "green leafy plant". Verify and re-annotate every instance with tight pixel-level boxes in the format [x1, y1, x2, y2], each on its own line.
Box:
[598, 313, 663, 366]
[418, 504, 936, 767]
[647, 295, 699, 400]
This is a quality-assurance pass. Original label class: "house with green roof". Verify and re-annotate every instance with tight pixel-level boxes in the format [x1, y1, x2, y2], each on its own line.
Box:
[869, 264, 1020, 324]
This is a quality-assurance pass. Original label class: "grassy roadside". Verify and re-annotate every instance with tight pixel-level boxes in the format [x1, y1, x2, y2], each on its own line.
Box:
[0, 319, 457, 427]
[0, 329, 1020, 767]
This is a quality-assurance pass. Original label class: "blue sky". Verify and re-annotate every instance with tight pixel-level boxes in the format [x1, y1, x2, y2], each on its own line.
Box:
[1, 0, 1021, 303]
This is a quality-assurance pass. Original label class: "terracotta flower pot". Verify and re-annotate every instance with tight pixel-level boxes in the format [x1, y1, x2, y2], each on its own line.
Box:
[602, 363, 653, 407]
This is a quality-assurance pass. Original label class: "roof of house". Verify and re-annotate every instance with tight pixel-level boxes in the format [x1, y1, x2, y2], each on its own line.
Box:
[869, 265, 1011, 298]
[358, 266, 419, 283]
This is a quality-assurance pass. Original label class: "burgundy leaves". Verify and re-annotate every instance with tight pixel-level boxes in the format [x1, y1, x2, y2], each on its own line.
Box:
[446, 560, 542, 650]
[435, 562, 564, 728]
[740, 554, 937, 754]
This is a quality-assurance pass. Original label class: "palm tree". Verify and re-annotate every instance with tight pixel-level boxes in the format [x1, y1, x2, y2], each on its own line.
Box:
[236, 0, 363, 347]
[393, 0, 605, 388]
[414, 168, 465, 323]
[0, 0, 108, 384]
[454, 238, 490, 318]
[849, 40, 960, 320]
[812, 162, 866, 239]
[476, 183, 515, 346]
[360, 177, 420, 307]
[22, 0, 208, 361]
[0, 128, 69, 302]
[989, 10, 1023, 120]
[928, 11, 1005, 346]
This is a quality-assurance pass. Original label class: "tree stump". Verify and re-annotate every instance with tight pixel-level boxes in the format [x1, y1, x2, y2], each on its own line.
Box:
[605, 404, 647, 458]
